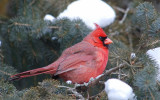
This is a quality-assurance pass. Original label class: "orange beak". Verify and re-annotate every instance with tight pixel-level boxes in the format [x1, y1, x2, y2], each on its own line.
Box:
[104, 38, 113, 44]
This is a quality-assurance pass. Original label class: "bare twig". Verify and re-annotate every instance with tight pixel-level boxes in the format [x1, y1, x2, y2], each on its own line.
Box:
[146, 40, 160, 46]
[148, 88, 155, 100]
[86, 63, 127, 87]
[0, 70, 12, 76]
[48, 26, 59, 29]
[111, 72, 128, 77]
[119, 8, 130, 24]
[13, 22, 59, 29]
[29, 0, 36, 6]
[104, 63, 127, 75]
[157, 81, 160, 86]
[14, 22, 31, 26]
[58, 85, 85, 100]
[114, 6, 126, 13]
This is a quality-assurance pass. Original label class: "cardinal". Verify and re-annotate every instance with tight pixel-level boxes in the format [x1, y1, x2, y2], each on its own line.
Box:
[10, 24, 113, 84]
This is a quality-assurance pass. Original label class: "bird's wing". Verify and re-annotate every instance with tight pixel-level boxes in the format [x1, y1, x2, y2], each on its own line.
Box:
[54, 42, 98, 75]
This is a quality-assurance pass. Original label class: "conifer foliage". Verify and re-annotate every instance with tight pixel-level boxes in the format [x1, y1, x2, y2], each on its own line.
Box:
[0, 0, 160, 99]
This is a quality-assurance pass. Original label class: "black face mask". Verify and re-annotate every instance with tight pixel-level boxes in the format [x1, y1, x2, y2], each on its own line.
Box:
[99, 36, 109, 48]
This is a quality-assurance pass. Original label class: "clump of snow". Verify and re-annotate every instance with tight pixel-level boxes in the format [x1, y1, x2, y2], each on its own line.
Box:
[105, 78, 136, 100]
[57, 0, 116, 30]
[66, 80, 72, 84]
[130, 52, 136, 59]
[43, 14, 56, 34]
[51, 37, 58, 41]
[146, 47, 160, 81]
[44, 14, 56, 23]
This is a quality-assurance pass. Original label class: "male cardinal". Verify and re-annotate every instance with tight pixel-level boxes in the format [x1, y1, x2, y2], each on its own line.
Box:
[10, 24, 113, 84]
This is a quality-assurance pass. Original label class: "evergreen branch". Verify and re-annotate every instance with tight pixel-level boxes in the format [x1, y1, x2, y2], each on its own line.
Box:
[157, 81, 160, 86]
[89, 90, 105, 99]
[48, 26, 59, 29]
[148, 87, 155, 100]
[128, 33, 133, 52]
[14, 22, 31, 26]
[145, 10, 150, 29]
[111, 72, 128, 77]
[29, 0, 36, 6]
[0, 20, 6, 24]
[67, 34, 79, 48]
[146, 40, 160, 46]
[51, 49, 59, 57]
[0, 70, 12, 76]
[58, 85, 85, 100]
[135, 34, 146, 53]
[13, 22, 59, 29]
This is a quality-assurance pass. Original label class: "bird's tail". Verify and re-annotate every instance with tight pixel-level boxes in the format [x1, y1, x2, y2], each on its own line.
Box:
[10, 64, 57, 81]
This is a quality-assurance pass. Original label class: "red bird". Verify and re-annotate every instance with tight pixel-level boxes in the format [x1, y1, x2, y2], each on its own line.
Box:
[11, 24, 113, 84]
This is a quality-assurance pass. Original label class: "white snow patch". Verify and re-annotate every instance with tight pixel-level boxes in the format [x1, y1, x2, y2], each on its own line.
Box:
[147, 47, 160, 81]
[57, 0, 116, 30]
[51, 37, 58, 40]
[66, 80, 72, 84]
[44, 14, 56, 23]
[130, 53, 136, 59]
[105, 78, 136, 100]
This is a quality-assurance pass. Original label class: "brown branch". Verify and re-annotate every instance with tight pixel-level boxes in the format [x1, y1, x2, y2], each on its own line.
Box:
[113, 6, 130, 24]
[48, 26, 59, 29]
[114, 6, 126, 13]
[157, 81, 160, 86]
[83, 63, 127, 99]
[148, 88, 155, 100]
[146, 40, 160, 46]
[13, 22, 59, 29]
[58, 85, 85, 100]
[76, 63, 127, 88]
[29, 0, 36, 6]
[104, 63, 126, 75]
[14, 22, 31, 26]
[0, 70, 12, 76]
[119, 8, 130, 24]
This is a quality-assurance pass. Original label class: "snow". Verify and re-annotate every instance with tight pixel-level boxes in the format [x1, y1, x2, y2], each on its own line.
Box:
[51, 37, 58, 41]
[105, 78, 136, 100]
[57, 0, 116, 30]
[44, 14, 56, 23]
[130, 53, 136, 59]
[66, 80, 72, 84]
[43, 14, 56, 34]
[147, 47, 160, 81]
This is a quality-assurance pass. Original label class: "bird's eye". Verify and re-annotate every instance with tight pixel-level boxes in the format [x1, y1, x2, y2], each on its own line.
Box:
[99, 36, 107, 41]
